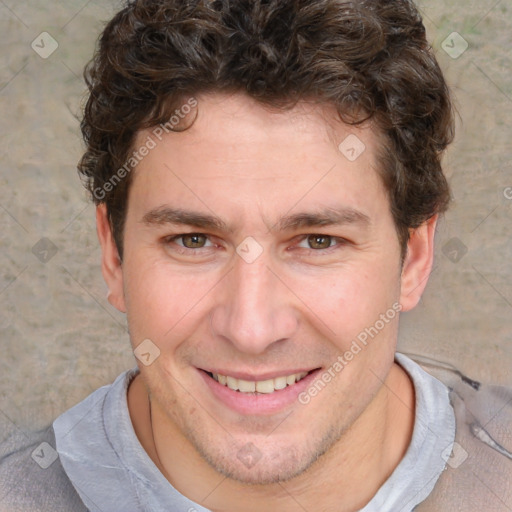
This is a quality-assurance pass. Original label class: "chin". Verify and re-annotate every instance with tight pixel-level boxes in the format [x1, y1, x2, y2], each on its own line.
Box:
[190, 425, 342, 486]
[201, 448, 306, 485]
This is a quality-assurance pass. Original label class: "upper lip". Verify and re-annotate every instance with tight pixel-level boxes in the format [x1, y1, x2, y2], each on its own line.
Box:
[200, 368, 319, 381]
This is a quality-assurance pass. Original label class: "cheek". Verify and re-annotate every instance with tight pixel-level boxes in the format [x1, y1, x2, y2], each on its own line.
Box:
[122, 256, 219, 346]
[290, 262, 400, 345]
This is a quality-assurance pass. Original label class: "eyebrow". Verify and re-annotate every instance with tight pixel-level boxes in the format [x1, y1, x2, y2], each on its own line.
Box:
[276, 207, 370, 231]
[141, 206, 370, 232]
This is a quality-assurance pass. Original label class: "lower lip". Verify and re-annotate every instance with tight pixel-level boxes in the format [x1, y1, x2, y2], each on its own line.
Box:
[199, 369, 321, 415]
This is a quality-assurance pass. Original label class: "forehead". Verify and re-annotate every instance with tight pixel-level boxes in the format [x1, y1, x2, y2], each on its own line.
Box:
[136, 92, 381, 157]
[128, 93, 388, 223]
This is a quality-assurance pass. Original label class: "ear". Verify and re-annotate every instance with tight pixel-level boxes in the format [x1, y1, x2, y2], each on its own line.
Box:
[399, 215, 438, 312]
[96, 204, 126, 313]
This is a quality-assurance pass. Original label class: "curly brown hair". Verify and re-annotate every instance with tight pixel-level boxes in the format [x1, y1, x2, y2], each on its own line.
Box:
[78, 0, 454, 260]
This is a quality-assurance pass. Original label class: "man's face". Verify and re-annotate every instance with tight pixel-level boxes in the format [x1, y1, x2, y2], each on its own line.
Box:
[112, 93, 408, 484]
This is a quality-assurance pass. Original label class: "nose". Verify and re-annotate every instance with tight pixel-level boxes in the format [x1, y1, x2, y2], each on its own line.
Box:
[209, 253, 299, 355]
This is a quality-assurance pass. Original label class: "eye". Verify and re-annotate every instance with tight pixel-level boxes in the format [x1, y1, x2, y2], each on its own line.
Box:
[298, 234, 337, 250]
[169, 233, 214, 250]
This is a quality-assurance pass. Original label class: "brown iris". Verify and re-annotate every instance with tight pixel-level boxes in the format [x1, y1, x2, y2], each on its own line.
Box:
[181, 233, 207, 248]
[307, 235, 332, 250]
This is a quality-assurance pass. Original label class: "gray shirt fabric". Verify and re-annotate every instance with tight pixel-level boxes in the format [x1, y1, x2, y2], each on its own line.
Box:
[0, 353, 471, 512]
[0, 426, 87, 512]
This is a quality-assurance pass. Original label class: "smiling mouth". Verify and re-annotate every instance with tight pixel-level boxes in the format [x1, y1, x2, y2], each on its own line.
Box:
[205, 370, 316, 394]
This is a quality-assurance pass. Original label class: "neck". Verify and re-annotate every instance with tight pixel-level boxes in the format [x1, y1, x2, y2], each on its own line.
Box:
[128, 362, 415, 512]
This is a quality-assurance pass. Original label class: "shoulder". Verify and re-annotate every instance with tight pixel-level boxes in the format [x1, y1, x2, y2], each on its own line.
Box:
[408, 354, 512, 511]
[0, 425, 87, 512]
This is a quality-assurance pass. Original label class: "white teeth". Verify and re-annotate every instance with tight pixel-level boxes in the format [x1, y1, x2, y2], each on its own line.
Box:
[286, 374, 296, 385]
[212, 371, 309, 394]
[238, 379, 256, 393]
[226, 376, 239, 391]
[274, 376, 287, 390]
[255, 379, 275, 394]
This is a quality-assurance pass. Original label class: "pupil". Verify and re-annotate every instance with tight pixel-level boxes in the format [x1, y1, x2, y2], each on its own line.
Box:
[185, 234, 205, 248]
[309, 235, 331, 249]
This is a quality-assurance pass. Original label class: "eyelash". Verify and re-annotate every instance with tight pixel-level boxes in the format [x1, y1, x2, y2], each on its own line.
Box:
[164, 233, 348, 256]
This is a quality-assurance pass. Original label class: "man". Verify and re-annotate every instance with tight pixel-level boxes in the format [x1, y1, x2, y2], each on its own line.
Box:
[1, 0, 511, 511]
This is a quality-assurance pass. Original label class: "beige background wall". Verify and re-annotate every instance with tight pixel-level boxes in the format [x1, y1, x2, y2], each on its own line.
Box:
[0, 0, 510, 439]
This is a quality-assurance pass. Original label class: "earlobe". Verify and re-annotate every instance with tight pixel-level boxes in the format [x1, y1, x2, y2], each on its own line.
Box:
[399, 215, 438, 312]
[96, 204, 127, 313]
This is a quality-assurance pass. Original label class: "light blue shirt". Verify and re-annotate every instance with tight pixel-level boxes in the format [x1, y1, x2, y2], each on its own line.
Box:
[53, 353, 455, 512]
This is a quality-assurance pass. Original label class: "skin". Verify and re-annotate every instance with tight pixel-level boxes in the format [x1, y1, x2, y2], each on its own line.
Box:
[98, 92, 437, 512]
